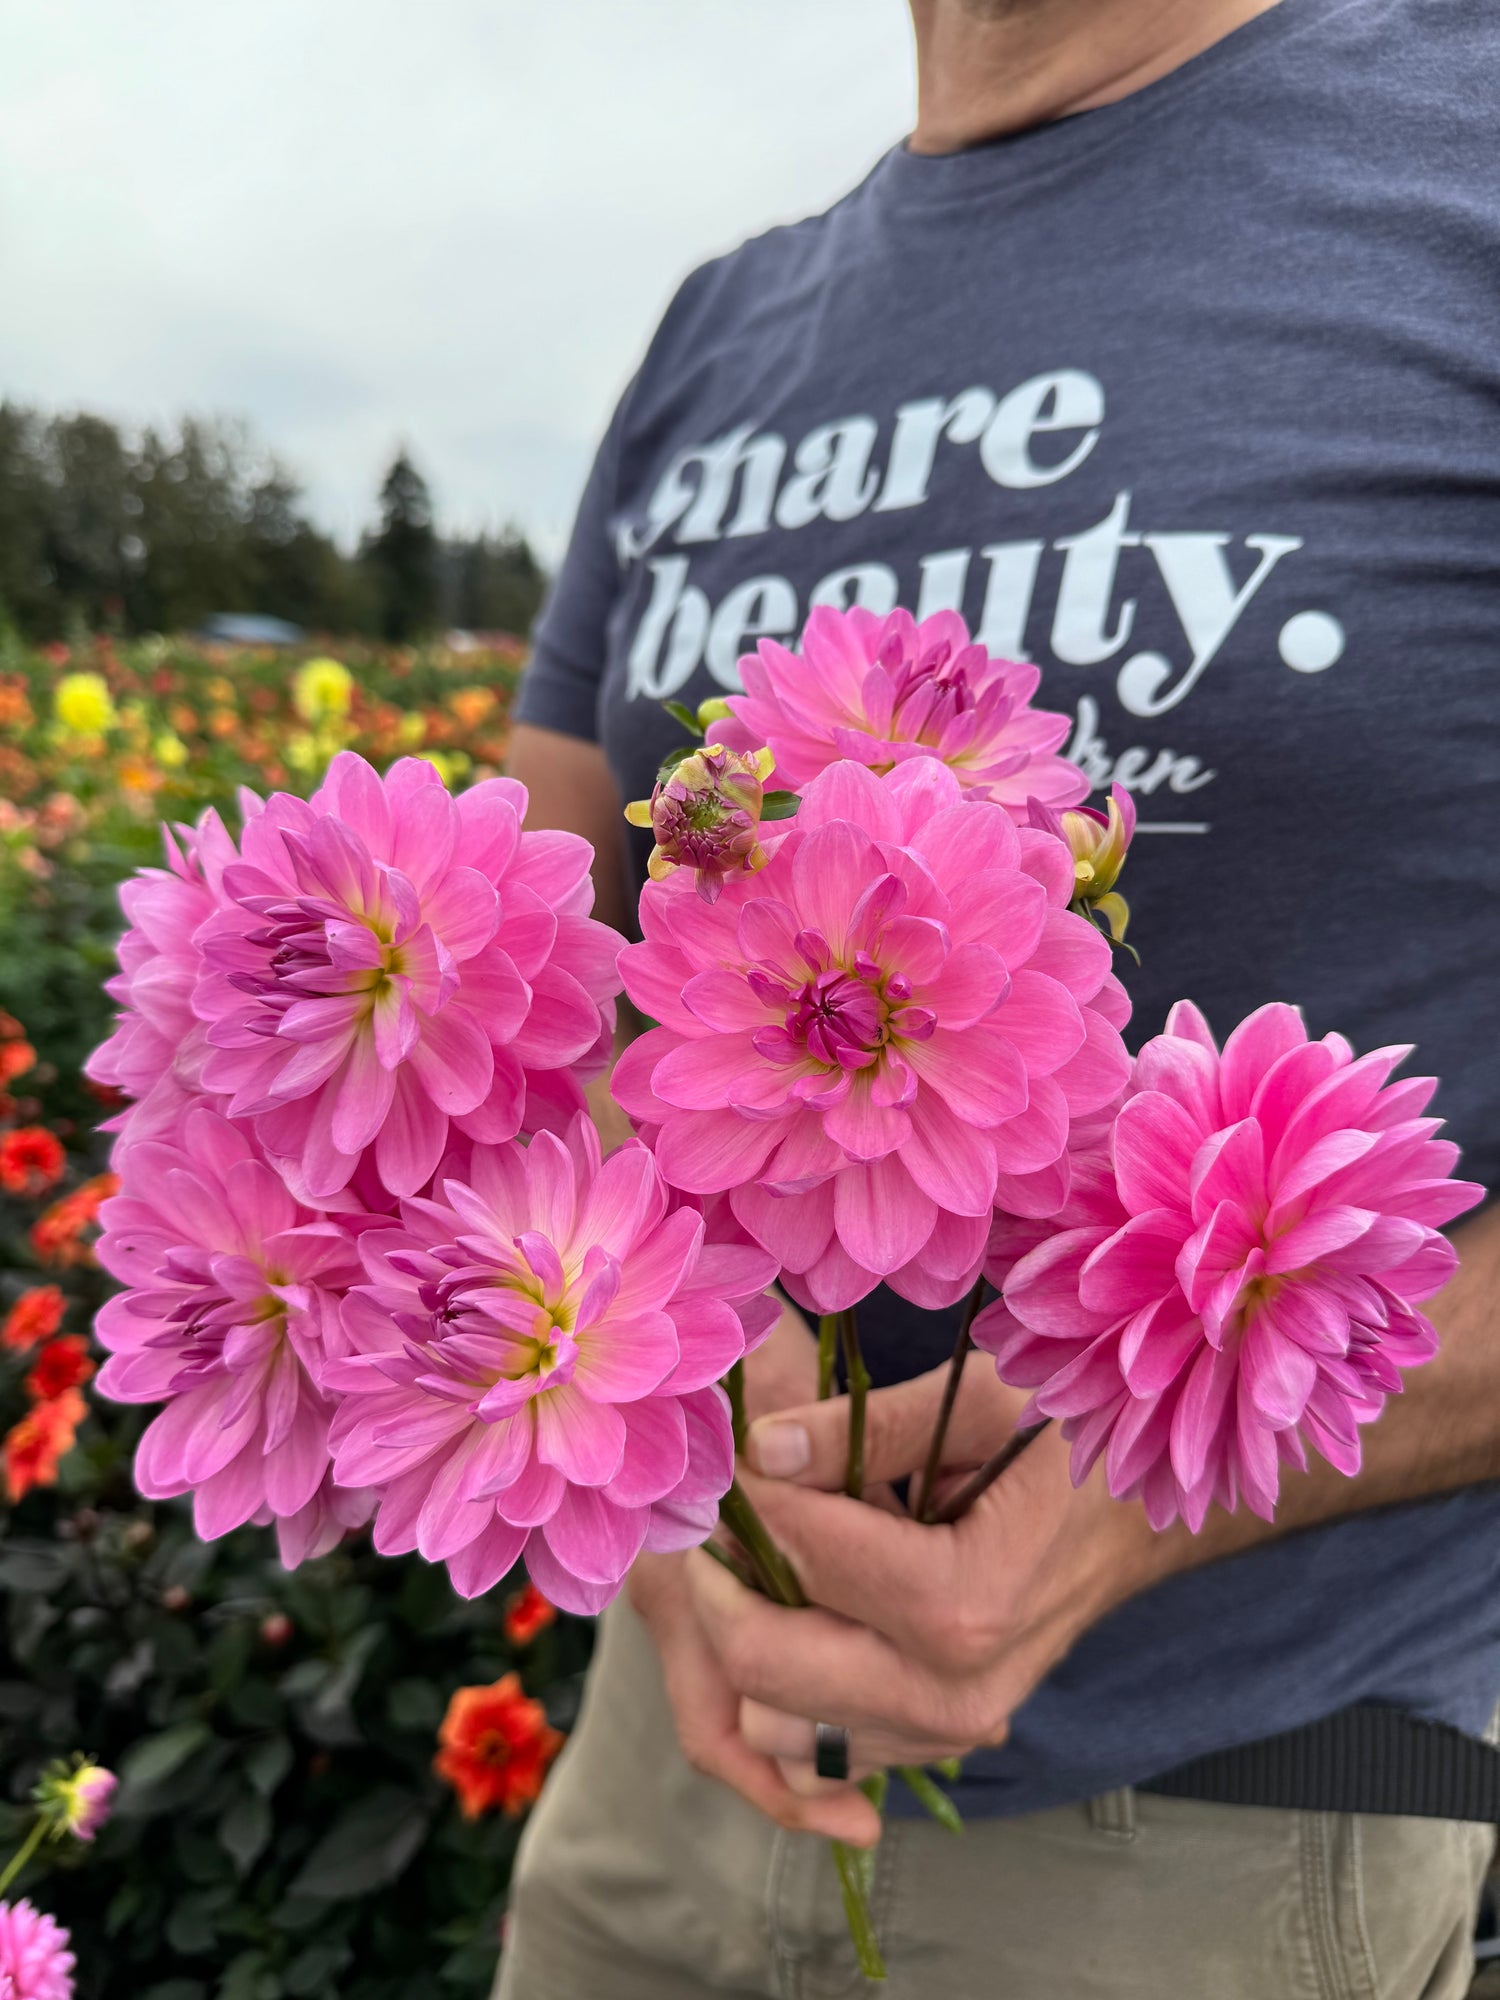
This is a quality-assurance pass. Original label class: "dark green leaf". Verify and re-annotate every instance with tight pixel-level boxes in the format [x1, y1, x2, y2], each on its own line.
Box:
[166, 1895, 220, 1957]
[759, 790, 801, 820]
[219, 1792, 273, 1875]
[653, 745, 693, 785]
[288, 1787, 430, 1901]
[284, 1942, 353, 1995]
[661, 700, 704, 737]
[243, 1734, 293, 1798]
[386, 1678, 444, 1733]
[118, 1719, 213, 1793]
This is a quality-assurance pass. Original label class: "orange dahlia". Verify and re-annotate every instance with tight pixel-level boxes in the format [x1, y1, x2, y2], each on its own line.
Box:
[433, 1673, 562, 1820]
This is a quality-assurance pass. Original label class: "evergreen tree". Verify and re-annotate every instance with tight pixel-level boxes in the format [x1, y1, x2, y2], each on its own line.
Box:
[366, 450, 439, 641]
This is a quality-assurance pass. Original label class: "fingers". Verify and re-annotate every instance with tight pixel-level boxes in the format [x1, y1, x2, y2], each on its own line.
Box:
[731, 1470, 963, 1661]
[635, 1555, 883, 1847]
[745, 1352, 1031, 1492]
[687, 1545, 1000, 1751]
[740, 1699, 967, 1775]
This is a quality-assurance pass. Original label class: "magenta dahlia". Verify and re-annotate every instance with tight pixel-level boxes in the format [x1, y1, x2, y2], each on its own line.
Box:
[979, 1002, 1484, 1529]
[94, 1105, 375, 1564]
[187, 754, 620, 1200]
[85, 808, 237, 1141]
[0, 1900, 74, 2000]
[325, 1116, 779, 1613]
[715, 605, 1086, 817]
[614, 756, 1131, 1313]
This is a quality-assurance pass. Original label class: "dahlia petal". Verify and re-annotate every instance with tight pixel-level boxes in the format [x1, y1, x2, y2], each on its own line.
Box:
[1112, 1093, 1201, 1215]
[822, 1073, 913, 1161]
[575, 1310, 679, 1401]
[833, 1155, 936, 1273]
[522, 1528, 625, 1613]
[654, 1107, 779, 1195]
[905, 1022, 1028, 1126]
[533, 1384, 627, 1487]
[1241, 1312, 1318, 1428]
[1264, 1204, 1376, 1274]
[1080, 1210, 1184, 1317]
[1051, 1007, 1132, 1115]
[1218, 1003, 1308, 1122]
[447, 1517, 528, 1598]
[730, 1178, 836, 1273]
[1117, 1295, 1202, 1396]
[796, 758, 904, 842]
[607, 1396, 691, 1507]
[1170, 1340, 1239, 1493]
[407, 1005, 494, 1117]
[539, 1484, 649, 1587]
[330, 1030, 399, 1157]
[375, 1068, 450, 1197]
[1003, 1226, 1117, 1339]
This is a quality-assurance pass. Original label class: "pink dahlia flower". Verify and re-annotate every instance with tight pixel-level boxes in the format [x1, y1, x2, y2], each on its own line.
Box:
[94, 1105, 375, 1566]
[614, 756, 1131, 1313]
[85, 808, 238, 1141]
[0, 1899, 74, 2000]
[189, 754, 620, 1200]
[715, 606, 1086, 817]
[978, 1002, 1485, 1530]
[325, 1116, 779, 1614]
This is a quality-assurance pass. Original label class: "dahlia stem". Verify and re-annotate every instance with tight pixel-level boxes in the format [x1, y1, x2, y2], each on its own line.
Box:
[0, 1815, 47, 1898]
[718, 1478, 806, 1609]
[914, 1276, 987, 1524]
[817, 1313, 839, 1401]
[701, 1536, 759, 1594]
[839, 1310, 870, 1500]
[897, 1765, 963, 1836]
[930, 1421, 1049, 1526]
[832, 1839, 888, 1981]
[727, 1359, 748, 1456]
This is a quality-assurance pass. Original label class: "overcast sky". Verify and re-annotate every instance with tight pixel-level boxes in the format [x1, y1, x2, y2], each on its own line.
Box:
[0, 0, 914, 557]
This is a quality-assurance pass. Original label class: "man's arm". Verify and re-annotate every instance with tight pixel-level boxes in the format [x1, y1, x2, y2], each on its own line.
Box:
[680, 1199, 1500, 1790]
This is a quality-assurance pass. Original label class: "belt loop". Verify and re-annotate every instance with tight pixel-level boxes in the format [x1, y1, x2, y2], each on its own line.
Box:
[1088, 1787, 1138, 1841]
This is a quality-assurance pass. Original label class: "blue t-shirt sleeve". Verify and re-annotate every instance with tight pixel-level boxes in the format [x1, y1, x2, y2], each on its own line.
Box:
[514, 398, 629, 743]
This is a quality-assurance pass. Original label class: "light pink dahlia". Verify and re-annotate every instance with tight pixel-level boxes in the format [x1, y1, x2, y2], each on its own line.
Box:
[613, 756, 1131, 1314]
[0, 1900, 74, 2000]
[85, 808, 238, 1141]
[94, 1105, 375, 1565]
[715, 606, 1086, 817]
[325, 1116, 779, 1614]
[188, 753, 620, 1201]
[978, 1002, 1485, 1530]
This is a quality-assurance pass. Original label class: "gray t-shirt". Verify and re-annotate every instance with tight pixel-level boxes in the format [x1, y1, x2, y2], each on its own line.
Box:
[517, 0, 1500, 1816]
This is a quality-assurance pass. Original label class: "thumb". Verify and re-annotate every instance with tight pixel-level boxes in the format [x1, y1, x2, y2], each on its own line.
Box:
[745, 1352, 1029, 1491]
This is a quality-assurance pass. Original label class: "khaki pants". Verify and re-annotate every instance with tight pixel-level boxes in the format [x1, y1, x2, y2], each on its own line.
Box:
[497, 1600, 1494, 1999]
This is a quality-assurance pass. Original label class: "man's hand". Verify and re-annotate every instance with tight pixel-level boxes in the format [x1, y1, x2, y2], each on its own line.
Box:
[686, 1354, 1159, 1786]
[628, 1299, 887, 1847]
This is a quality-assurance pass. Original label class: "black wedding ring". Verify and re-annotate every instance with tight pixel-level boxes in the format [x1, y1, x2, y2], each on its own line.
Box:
[814, 1721, 851, 1782]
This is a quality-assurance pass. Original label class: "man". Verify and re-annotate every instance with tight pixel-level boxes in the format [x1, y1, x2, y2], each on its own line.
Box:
[496, 0, 1500, 1991]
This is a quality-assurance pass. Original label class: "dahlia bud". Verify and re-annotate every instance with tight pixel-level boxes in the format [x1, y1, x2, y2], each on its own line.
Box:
[33, 1757, 117, 1843]
[1029, 783, 1137, 944]
[625, 744, 776, 903]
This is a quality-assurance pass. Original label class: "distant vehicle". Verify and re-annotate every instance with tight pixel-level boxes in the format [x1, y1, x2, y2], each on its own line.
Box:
[197, 614, 306, 647]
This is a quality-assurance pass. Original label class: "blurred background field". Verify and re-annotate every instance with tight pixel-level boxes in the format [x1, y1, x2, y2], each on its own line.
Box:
[0, 619, 608, 2000]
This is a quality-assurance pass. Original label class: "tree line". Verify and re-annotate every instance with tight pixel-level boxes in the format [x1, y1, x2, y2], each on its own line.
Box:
[0, 402, 548, 642]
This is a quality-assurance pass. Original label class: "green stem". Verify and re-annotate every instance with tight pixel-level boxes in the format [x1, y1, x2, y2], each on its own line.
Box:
[727, 1359, 747, 1457]
[914, 1276, 987, 1524]
[700, 1536, 759, 1594]
[897, 1765, 963, 1836]
[718, 1479, 805, 1608]
[929, 1421, 1049, 1525]
[840, 1309, 870, 1501]
[817, 1314, 839, 1402]
[0, 1816, 48, 1899]
[832, 1840, 888, 1981]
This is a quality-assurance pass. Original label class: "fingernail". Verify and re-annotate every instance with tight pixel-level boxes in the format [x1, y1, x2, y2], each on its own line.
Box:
[748, 1419, 810, 1478]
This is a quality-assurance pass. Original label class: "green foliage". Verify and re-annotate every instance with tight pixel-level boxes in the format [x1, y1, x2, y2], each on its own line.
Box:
[0, 1465, 592, 2000]
[0, 405, 548, 645]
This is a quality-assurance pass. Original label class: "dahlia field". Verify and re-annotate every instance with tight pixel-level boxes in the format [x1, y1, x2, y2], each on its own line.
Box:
[0, 634, 592, 2000]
